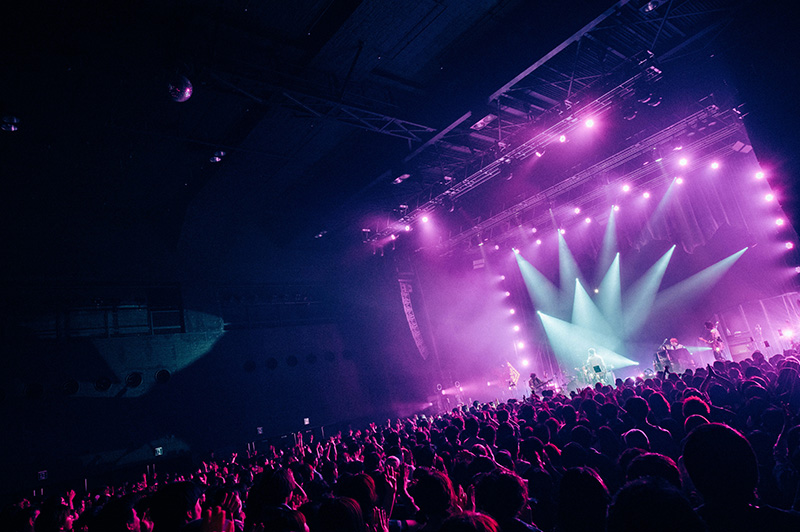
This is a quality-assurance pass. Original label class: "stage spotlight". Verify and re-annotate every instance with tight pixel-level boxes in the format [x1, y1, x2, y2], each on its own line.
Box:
[795, 266, 800, 273]
[390, 234, 397, 240]
[495, 244, 500, 250]
[513, 325, 520, 331]
[585, 119, 595, 128]
[559, 228, 566, 235]
[422, 216, 429, 223]
[536, 239, 542, 245]
[510, 309, 516, 315]
[755, 171, 765, 180]
[676, 177, 684, 184]
[517, 342, 525, 349]
[777, 218, 785, 226]
[765, 193, 775, 202]
[559, 135, 567, 143]
[505, 291, 511, 297]
[643, 192, 651, 199]
[513, 248, 520, 254]
[574, 207, 581, 214]
[521, 359, 529, 366]
[585, 217, 592, 224]
[500, 275, 506, 280]
[404, 225, 411, 231]
[786, 242, 795, 250]
[593, 288, 600, 294]
[613, 205, 620, 211]
[532, 227, 538, 233]
[622, 184, 631, 192]
[711, 162, 720, 169]
[679, 158, 688, 166]
[535, 150, 545, 157]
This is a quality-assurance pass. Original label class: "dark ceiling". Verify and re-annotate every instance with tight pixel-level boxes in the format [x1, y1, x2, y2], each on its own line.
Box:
[2, 0, 798, 283]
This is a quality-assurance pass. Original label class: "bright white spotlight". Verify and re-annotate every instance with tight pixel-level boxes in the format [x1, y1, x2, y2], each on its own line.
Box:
[495, 244, 500, 250]
[622, 184, 631, 192]
[784, 329, 795, 338]
[509, 309, 516, 315]
[585, 118, 595, 128]
[711, 162, 720, 169]
[404, 225, 411, 231]
[390, 234, 397, 240]
[487, 381, 491, 386]
[521, 359, 529, 366]
[500, 275, 506, 280]
[536, 239, 542, 245]
[643, 191, 651, 199]
[531, 227, 538, 233]
[777, 218, 786, 226]
[786, 242, 795, 250]
[585, 217, 592, 224]
[513, 248, 520, 254]
[765, 193, 775, 202]
[795, 266, 800, 274]
[679, 158, 688, 166]
[513, 325, 520, 331]
[613, 205, 620, 212]
[517, 341, 525, 349]
[574, 207, 581, 214]
[559, 134, 567, 143]
[676, 177, 684, 184]
[535, 150, 544, 157]
[559, 228, 566, 235]
[755, 171, 765, 180]
[505, 291, 511, 297]
[593, 288, 599, 294]
[422, 216, 429, 223]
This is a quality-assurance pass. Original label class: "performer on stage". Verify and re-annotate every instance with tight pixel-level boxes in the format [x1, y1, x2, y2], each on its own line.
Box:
[528, 372, 543, 394]
[586, 348, 610, 384]
[700, 321, 726, 361]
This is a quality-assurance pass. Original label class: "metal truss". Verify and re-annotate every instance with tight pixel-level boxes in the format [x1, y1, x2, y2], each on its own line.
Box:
[281, 91, 436, 142]
[434, 105, 744, 255]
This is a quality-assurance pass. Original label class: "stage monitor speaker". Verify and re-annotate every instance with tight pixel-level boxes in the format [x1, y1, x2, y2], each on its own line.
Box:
[729, 342, 754, 361]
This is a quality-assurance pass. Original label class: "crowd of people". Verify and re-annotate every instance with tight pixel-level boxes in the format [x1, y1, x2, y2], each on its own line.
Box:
[5, 350, 800, 532]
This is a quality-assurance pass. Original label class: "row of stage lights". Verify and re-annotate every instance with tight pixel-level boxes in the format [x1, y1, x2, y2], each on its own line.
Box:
[385, 165, 796, 254]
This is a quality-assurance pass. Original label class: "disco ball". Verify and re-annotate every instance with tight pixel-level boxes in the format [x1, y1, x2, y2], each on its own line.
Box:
[168, 76, 193, 102]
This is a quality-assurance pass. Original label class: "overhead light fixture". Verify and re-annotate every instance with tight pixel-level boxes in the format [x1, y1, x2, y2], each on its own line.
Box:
[641, 0, 667, 13]
[392, 173, 411, 185]
[471, 113, 497, 130]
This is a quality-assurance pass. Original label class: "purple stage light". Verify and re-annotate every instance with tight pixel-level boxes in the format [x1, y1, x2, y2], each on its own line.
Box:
[422, 216, 429, 223]
[711, 162, 720, 169]
[535, 150, 544, 157]
[559, 134, 567, 143]
[679, 158, 688, 166]
[755, 171, 765, 180]
[786, 242, 795, 250]
[784, 329, 795, 338]
[517, 341, 525, 349]
[676, 177, 684, 184]
[585, 217, 592, 224]
[585, 119, 595, 128]
[536, 239, 542, 245]
[777, 218, 785, 226]
[390, 234, 397, 240]
[622, 184, 631, 192]
[513, 248, 520, 254]
[522, 359, 529, 366]
[495, 244, 500, 250]
[559, 228, 566, 235]
[500, 275, 506, 280]
[795, 266, 800, 274]
[510, 309, 516, 315]
[765, 193, 775, 202]
[574, 207, 581, 214]
[643, 192, 651, 199]
[505, 291, 511, 297]
[532, 227, 538, 233]
[404, 225, 411, 231]
[613, 205, 620, 212]
[513, 325, 520, 331]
